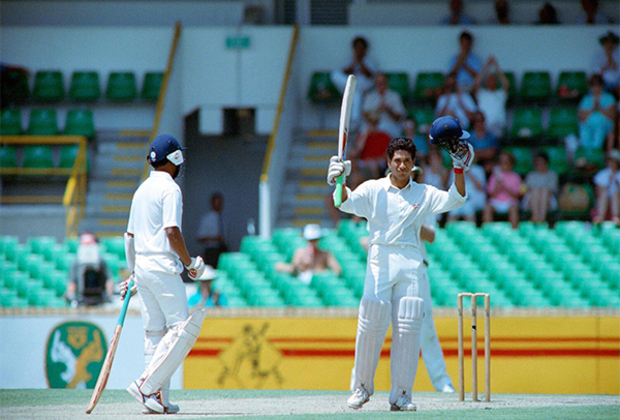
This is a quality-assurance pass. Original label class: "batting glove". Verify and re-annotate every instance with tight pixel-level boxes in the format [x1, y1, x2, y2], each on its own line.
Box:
[450, 142, 475, 172]
[327, 156, 351, 186]
[186, 256, 206, 280]
[120, 274, 137, 300]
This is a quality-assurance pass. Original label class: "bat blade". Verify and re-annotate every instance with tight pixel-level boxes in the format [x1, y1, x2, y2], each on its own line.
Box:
[334, 74, 357, 208]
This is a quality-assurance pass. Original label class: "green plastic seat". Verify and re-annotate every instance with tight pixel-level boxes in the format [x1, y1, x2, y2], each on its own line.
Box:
[0, 108, 24, 135]
[32, 71, 65, 102]
[58, 145, 79, 169]
[413, 72, 444, 103]
[307, 71, 341, 104]
[63, 109, 95, 138]
[27, 237, 57, 255]
[22, 145, 54, 168]
[0, 236, 19, 256]
[556, 71, 587, 101]
[0, 288, 19, 306]
[1, 68, 30, 105]
[509, 108, 543, 140]
[574, 147, 605, 169]
[502, 71, 518, 100]
[141, 72, 164, 101]
[69, 71, 101, 102]
[0, 145, 18, 168]
[407, 107, 435, 135]
[539, 146, 568, 175]
[26, 109, 59, 135]
[385, 72, 410, 101]
[547, 107, 578, 139]
[100, 237, 126, 260]
[503, 146, 533, 176]
[106, 72, 137, 101]
[520, 71, 552, 102]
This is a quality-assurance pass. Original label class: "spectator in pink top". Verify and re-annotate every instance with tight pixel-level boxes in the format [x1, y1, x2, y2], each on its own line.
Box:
[483, 151, 523, 228]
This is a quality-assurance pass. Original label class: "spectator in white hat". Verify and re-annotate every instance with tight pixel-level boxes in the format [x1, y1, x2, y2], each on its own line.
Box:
[187, 265, 227, 308]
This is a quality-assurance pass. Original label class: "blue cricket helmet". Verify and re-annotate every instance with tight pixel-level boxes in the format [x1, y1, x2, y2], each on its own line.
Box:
[147, 134, 187, 166]
[429, 116, 470, 146]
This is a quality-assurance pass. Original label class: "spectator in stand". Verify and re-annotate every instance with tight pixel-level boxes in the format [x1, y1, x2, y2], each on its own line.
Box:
[594, 31, 619, 95]
[468, 112, 499, 174]
[578, 74, 617, 151]
[349, 112, 391, 186]
[331, 36, 378, 129]
[441, 0, 476, 25]
[448, 31, 483, 91]
[491, 0, 511, 25]
[535, 3, 560, 25]
[274, 224, 341, 285]
[187, 265, 227, 309]
[576, 0, 609, 24]
[593, 149, 620, 225]
[423, 147, 449, 192]
[197, 192, 228, 269]
[447, 159, 487, 222]
[473, 56, 510, 139]
[362, 73, 405, 139]
[483, 151, 523, 229]
[522, 152, 559, 223]
[403, 118, 429, 163]
[436, 74, 477, 129]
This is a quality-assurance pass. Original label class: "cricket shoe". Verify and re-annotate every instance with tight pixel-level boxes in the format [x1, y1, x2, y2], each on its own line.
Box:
[347, 387, 370, 409]
[127, 381, 165, 414]
[142, 402, 180, 415]
[390, 394, 417, 412]
[440, 384, 456, 393]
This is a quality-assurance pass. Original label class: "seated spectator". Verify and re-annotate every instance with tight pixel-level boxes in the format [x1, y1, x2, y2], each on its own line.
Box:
[468, 112, 499, 173]
[593, 149, 620, 224]
[576, 0, 609, 24]
[491, 0, 511, 25]
[535, 2, 560, 25]
[522, 152, 559, 223]
[441, 0, 476, 25]
[435, 74, 477, 129]
[331, 36, 378, 129]
[594, 31, 619, 94]
[66, 233, 113, 307]
[483, 152, 523, 229]
[362, 73, 405, 139]
[274, 224, 341, 285]
[448, 31, 483, 91]
[473, 56, 509, 138]
[423, 147, 449, 191]
[188, 265, 227, 309]
[349, 112, 391, 185]
[448, 159, 487, 222]
[578, 74, 616, 150]
[403, 117, 429, 163]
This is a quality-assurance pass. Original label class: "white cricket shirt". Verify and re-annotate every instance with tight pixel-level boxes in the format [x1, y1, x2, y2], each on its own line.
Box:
[339, 175, 466, 249]
[127, 171, 184, 272]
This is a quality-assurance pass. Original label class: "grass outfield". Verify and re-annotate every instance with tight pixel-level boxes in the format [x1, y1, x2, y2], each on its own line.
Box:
[0, 389, 619, 420]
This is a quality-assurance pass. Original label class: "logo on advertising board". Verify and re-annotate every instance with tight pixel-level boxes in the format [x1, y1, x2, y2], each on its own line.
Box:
[45, 322, 107, 389]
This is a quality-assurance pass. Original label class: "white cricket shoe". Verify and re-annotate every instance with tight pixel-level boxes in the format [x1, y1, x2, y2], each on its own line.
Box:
[142, 402, 180, 415]
[441, 384, 456, 393]
[390, 394, 417, 412]
[347, 387, 370, 409]
[127, 381, 164, 414]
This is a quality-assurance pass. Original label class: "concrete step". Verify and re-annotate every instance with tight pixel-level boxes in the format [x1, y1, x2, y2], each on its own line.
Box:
[89, 180, 138, 194]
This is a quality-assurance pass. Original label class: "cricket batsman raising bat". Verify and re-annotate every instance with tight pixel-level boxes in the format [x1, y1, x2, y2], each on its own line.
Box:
[333, 74, 357, 207]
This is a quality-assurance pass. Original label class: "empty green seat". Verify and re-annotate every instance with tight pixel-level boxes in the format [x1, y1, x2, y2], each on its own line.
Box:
[503, 146, 533, 176]
[0, 108, 23, 135]
[556, 71, 587, 100]
[520, 71, 552, 102]
[1, 68, 30, 105]
[141, 72, 164, 101]
[509, 108, 543, 140]
[385, 72, 410, 101]
[407, 107, 435, 135]
[503, 71, 518, 100]
[539, 146, 568, 175]
[27, 237, 57, 255]
[22, 145, 54, 168]
[413, 72, 444, 102]
[307, 71, 341, 104]
[547, 107, 578, 139]
[106, 72, 137, 101]
[69, 71, 101, 102]
[58, 145, 81, 169]
[27, 109, 59, 135]
[0, 145, 18, 168]
[32, 71, 65, 102]
[574, 147, 605, 169]
[63, 109, 95, 138]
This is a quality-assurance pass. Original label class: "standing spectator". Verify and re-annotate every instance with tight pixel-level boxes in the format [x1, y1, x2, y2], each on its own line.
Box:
[467, 112, 499, 173]
[535, 3, 560, 25]
[349, 112, 391, 186]
[331, 36, 378, 129]
[593, 149, 620, 224]
[197, 192, 228, 269]
[447, 160, 487, 222]
[403, 118, 429, 163]
[483, 151, 523, 228]
[188, 265, 227, 309]
[474, 56, 510, 138]
[576, 0, 609, 24]
[436, 74, 477, 129]
[441, 0, 476, 25]
[448, 31, 483, 91]
[594, 31, 619, 94]
[491, 0, 511, 25]
[424, 147, 449, 191]
[362, 73, 406, 139]
[578, 74, 617, 151]
[522, 152, 559, 223]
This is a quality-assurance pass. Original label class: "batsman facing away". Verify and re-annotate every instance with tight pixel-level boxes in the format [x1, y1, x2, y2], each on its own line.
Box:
[327, 116, 474, 411]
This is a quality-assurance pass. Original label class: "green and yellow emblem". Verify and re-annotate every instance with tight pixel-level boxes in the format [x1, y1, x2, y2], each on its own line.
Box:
[45, 322, 107, 389]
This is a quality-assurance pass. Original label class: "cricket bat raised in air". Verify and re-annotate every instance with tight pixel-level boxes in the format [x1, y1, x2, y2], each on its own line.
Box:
[86, 280, 134, 414]
[334, 74, 357, 208]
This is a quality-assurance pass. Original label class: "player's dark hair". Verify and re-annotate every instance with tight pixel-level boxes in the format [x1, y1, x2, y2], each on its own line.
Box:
[387, 137, 417, 161]
[148, 156, 168, 168]
[352, 36, 369, 50]
[535, 152, 550, 164]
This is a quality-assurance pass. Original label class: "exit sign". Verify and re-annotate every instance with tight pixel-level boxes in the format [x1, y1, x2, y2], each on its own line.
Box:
[226, 36, 251, 49]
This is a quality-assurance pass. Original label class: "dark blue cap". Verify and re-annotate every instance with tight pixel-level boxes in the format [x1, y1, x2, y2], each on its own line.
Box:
[147, 134, 187, 165]
[429, 116, 470, 145]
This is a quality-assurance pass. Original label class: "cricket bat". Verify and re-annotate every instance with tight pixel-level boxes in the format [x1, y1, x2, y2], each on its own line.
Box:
[86, 280, 134, 414]
[334, 74, 357, 208]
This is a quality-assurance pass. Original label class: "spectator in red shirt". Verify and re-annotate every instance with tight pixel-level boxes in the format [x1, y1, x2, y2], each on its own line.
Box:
[349, 112, 391, 186]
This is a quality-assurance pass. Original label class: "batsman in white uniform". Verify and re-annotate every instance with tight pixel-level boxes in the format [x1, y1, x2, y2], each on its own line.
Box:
[121, 134, 206, 414]
[328, 117, 474, 411]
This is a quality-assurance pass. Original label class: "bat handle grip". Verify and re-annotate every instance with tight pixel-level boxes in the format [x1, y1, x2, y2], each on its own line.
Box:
[334, 175, 344, 208]
[117, 280, 134, 326]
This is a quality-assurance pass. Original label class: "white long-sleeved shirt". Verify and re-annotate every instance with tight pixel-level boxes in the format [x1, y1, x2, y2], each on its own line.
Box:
[339, 176, 466, 249]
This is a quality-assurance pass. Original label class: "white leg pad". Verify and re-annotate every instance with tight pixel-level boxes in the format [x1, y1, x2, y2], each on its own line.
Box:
[389, 297, 424, 404]
[352, 297, 391, 395]
[140, 309, 207, 395]
[143, 329, 172, 405]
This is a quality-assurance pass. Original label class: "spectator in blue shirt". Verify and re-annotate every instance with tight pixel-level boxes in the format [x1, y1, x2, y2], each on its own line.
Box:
[448, 31, 483, 91]
[188, 265, 227, 309]
[578, 74, 616, 150]
[468, 112, 499, 174]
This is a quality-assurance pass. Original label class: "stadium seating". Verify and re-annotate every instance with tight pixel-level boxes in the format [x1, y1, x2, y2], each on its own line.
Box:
[539, 145, 568, 176]
[520, 71, 552, 102]
[307, 71, 341, 104]
[412, 72, 444, 103]
[141, 72, 164, 101]
[503, 146, 533, 176]
[26, 109, 59, 135]
[547, 107, 578, 140]
[509, 107, 543, 140]
[0, 108, 24, 135]
[385, 72, 410, 102]
[0, 145, 18, 168]
[63, 109, 95, 138]
[1, 68, 30, 105]
[69, 71, 101, 102]
[407, 107, 435, 135]
[22, 145, 54, 169]
[32, 71, 65, 102]
[502, 71, 518, 101]
[106, 72, 138, 101]
[556, 71, 588, 101]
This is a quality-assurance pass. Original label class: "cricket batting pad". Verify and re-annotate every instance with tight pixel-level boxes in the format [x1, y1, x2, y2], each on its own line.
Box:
[352, 298, 391, 395]
[140, 309, 207, 395]
[389, 297, 424, 404]
[144, 329, 171, 405]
